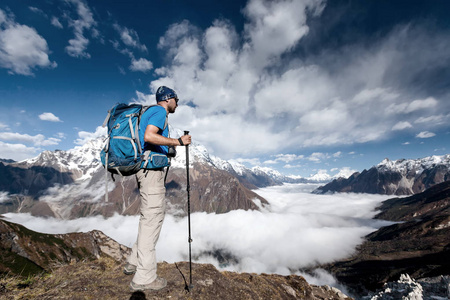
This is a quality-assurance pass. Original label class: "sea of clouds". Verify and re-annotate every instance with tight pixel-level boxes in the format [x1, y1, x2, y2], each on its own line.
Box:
[3, 183, 392, 289]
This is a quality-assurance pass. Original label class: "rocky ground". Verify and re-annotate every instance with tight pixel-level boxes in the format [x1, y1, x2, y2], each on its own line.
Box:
[0, 258, 352, 300]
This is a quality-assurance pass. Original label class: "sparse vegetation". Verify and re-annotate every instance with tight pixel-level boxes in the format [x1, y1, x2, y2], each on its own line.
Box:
[0, 257, 351, 299]
[0, 257, 128, 300]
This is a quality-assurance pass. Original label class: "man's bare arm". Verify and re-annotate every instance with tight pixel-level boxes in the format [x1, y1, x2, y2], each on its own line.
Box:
[144, 125, 191, 146]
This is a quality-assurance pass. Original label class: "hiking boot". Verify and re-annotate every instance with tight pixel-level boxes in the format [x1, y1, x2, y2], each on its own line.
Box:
[130, 277, 167, 291]
[123, 263, 137, 275]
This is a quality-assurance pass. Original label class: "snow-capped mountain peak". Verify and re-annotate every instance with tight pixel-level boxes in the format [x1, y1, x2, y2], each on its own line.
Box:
[377, 154, 450, 175]
[19, 137, 105, 181]
[316, 154, 450, 195]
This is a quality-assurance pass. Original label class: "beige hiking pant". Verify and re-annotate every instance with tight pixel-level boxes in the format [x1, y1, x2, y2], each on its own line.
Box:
[127, 169, 166, 285]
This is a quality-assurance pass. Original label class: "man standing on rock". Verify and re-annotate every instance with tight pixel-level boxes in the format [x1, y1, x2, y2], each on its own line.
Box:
[124, 86, 191, 292]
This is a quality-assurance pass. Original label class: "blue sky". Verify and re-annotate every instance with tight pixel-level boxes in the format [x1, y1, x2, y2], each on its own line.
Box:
[1, 0, 449, 178]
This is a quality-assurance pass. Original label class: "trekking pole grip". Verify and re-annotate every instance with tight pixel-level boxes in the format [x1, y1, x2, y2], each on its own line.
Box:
[184, 130, 190, 191]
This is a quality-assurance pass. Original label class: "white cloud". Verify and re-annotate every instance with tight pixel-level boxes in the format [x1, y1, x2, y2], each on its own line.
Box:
[392, 121, 412, 131]
[51, 16, 63, 29]
[333, 167, 357, 179]
[0, 122, 9, 130]
[118, 66, 126, 75]
[387, 97, 438, 115]
[352, 88, 399, 104]
[111, 22, 153, 74]
[307, 152, 340, 163]
[64, 0, 97, 58]
[231, 157, 261, 166]
[414, 114, 447, 125]
[3, 184, 391, 281]
[113, 23, 147, 52]
[307, 153, 324, 163]
[131, 91, 155, 105]
[264, 154, 304, 165]
[0, 141, 39, 160]
[242, 0, 324, 67]
[129, 58, 153, 72]
[142, 1, 450, 160]
[407, 97, 438, 112]
[332, 151, 342, 158]
[0, 9, 57, 75]
[0, 132, 60, 146]
[0, 191, 9, 203]
[416, 131, 436, 139]
[41, 137, 61, 146]
[283, 163, 303, 169]
[254, 66, 335, 119]
[28, 7, 46, 16]
[276, 154, 304, 163]
[39, 179, 109, 211]
[39, 112, 62, 122]
[74, 125, 106, 145]
[55, 132, 67, 139]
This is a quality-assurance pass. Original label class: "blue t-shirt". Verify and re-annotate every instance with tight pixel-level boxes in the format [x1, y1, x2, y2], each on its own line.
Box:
[139, 105, 169, 154]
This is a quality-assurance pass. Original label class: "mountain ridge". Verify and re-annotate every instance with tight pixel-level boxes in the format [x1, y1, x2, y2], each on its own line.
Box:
[314, 154, 450, 195]
[0, 136, 274, 219]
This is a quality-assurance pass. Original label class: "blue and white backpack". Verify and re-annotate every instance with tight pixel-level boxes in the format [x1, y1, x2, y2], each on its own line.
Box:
[100, 103, 170, 200]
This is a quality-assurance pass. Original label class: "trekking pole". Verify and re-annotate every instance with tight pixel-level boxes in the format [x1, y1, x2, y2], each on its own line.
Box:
[184, 130, 194, 291]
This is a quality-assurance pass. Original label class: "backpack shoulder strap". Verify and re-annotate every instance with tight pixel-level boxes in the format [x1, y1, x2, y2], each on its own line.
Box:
[140, 104, 169, 130]
[164, 113, 168, 131]
[102, 104, 117, 128]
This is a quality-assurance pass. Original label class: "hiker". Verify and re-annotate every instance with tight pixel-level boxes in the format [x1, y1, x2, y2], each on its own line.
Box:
[124, 86, 192, 292]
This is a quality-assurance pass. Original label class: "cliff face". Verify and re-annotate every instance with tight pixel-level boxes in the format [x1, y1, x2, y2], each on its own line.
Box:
[0, 218, 351, 300]
[0, 162, 74, 196]
[166, 163, 268, 215]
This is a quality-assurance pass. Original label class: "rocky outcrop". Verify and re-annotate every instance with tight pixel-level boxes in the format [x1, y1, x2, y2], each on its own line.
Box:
[320, 181, 450, 295]
[0, 218, 130, 277]
[364, 274, 450, 300]
[314, 155, 450, 195]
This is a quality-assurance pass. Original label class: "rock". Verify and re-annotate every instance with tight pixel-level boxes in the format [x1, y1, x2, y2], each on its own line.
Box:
[363, 274, 450, 300]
